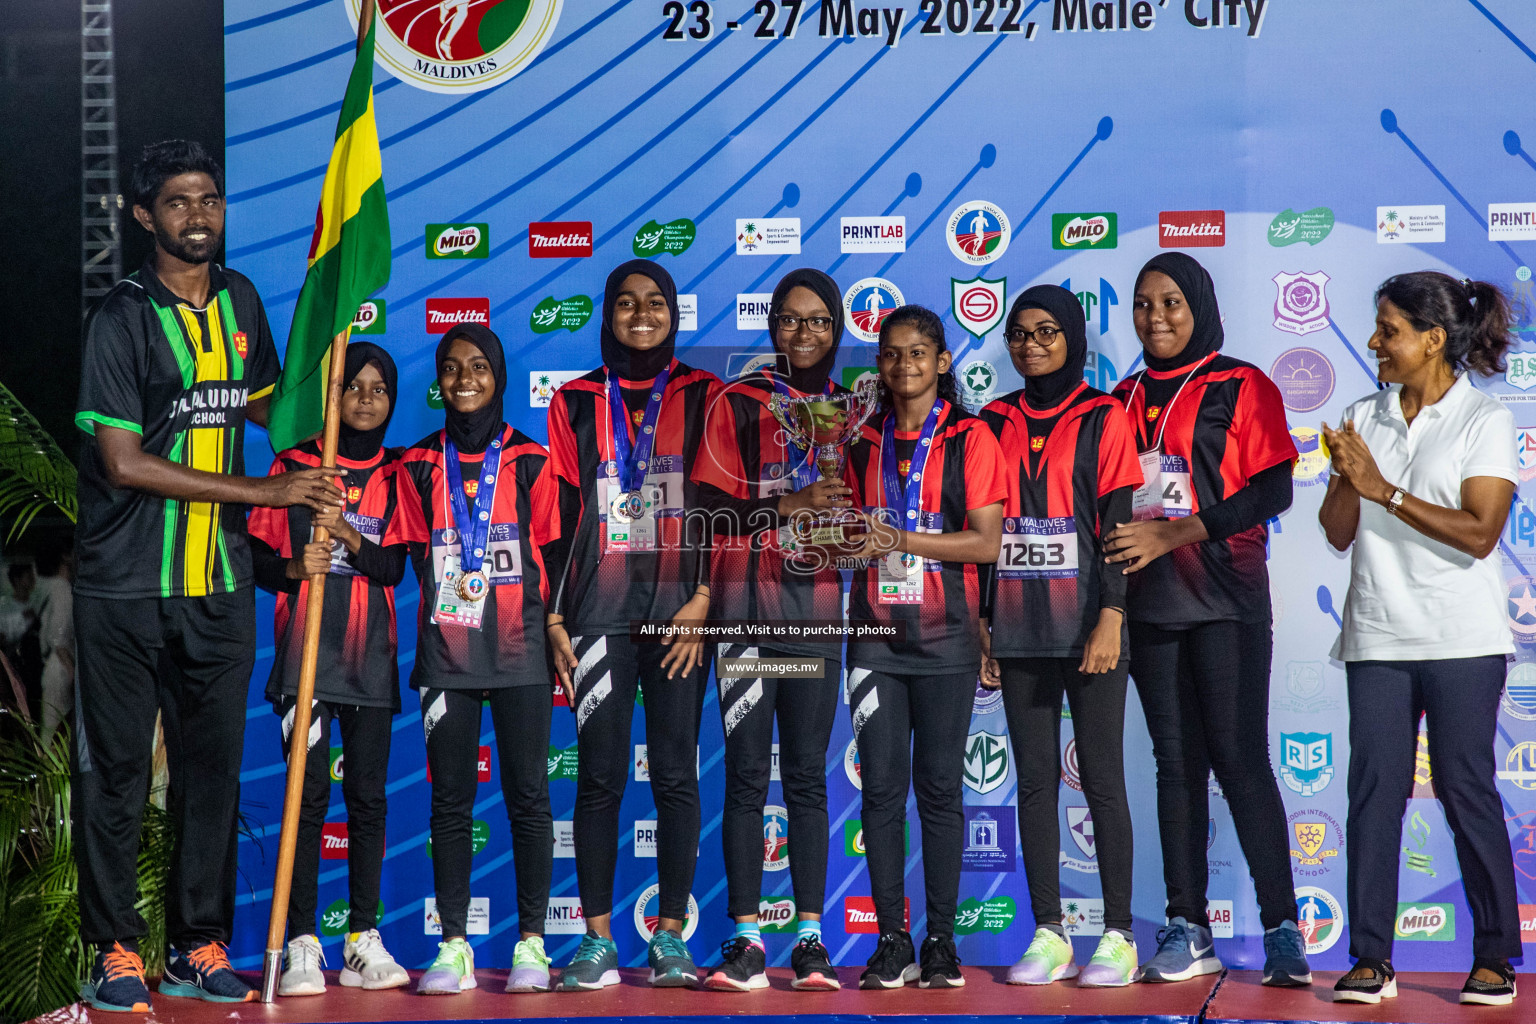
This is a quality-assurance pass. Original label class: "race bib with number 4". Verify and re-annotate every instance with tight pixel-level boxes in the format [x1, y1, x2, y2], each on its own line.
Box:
[1158, 454, 1194, 518]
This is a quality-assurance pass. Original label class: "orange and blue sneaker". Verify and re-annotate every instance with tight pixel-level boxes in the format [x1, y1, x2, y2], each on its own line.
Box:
[81, 942, 151, 1012]
[159, 941, 257, 1002]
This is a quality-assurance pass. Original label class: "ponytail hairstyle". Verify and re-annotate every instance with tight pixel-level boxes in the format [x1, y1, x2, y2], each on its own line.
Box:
[1374, 271, 1514, 376]
[874, 304, 961, 413]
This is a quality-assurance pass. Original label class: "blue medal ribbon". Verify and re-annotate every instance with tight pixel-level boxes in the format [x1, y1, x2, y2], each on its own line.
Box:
[770, 373, 832, 491]
[443, 431, 503, 576]
[880, 401, 943, 528]
[606, 363, 673, 499]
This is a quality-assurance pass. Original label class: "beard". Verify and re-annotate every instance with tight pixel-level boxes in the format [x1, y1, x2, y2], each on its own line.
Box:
[154, 222, 222, 265]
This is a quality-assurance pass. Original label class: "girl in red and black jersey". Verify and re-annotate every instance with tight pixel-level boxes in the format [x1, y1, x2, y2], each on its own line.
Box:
[843, 306, 1004, 991]
[249, 342, 410, 996]
[978, 286, 1144, 987]
[1105, 252, 1308, 987]
[392, 323, 560, 995]
[544, 260, 719, 990]
[693, 269, 855, 992]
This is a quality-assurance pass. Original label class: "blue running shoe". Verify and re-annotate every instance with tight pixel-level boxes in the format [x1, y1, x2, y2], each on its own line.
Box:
[81, 942, 151, 1012]
[1140, 918, 1222, 983]
[648, 929, 700, 988]
[1262, 920, 1312, 987]
[159, 942, 256, 1003]
[559, 932, 620, 991]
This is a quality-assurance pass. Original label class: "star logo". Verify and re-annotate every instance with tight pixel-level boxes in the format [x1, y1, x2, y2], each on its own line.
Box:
[965, 364, 995, 391]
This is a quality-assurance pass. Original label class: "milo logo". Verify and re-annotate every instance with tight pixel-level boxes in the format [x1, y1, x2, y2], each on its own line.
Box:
[350, 299, 386, 335]
[758, 897, 796, 933]
[1394, 902, 1455, 940]
[427, 223, 489, 259]
[1052, 213, 1117, 249]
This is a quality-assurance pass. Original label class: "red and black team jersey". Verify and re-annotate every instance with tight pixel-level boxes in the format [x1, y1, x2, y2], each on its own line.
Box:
[844, 401, 1006, 673]
[693, 372, 848, 657]
[249, 441, 403, 709]
[546, 360, 720, 635]
[1111, 355, 1297, 626]
[980, 385, 1142, 659]
[393, 425, 559, 689]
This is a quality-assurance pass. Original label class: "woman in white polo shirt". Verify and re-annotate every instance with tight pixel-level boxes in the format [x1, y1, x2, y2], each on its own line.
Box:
[1319, 271, 1520, 1008]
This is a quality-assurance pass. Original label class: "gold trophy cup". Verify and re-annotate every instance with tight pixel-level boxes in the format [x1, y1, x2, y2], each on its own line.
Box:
[768, 380, 881, 557]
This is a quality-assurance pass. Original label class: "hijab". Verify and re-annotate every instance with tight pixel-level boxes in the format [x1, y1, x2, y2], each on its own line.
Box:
[767, 268, 844, 393]
[435, 322, 506, 454]
[1134, 251, 1225, 372]
[600, 258, 678, 382]
[1009, 284, 1086, 410]
[336, 341, 398, 462]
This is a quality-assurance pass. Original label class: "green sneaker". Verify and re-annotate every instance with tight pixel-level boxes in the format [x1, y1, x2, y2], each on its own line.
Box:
[417, 938, 476, 995]
[1006, 927, 1078, 985]
[647, 928, 700, 988]
[559, 932, 620, 991]
[1078, 931, 1141, 987]
[507, 935, 552, 992]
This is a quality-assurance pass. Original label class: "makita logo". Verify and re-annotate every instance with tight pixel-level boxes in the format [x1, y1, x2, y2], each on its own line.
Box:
[1159, 210, 1226, 247]
[529, 221, 593, 258]
[321, 823, 348, 859]
[425, 298, 490, 333]
[844, 896, 908, 933]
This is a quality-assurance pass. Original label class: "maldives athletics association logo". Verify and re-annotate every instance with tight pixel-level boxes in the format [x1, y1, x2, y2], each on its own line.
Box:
[947, 200, 1011, 265]
[844, 278, 904, 343]
[352, 0, 565, 95]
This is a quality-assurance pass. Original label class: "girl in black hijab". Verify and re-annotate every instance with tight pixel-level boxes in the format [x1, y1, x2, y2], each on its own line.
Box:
[1105, 253, 1308, 987]
[544, 259, 721, 990]
[394, 323, 562, 994]
[249, 341, 412, 995]
[977, 285, 1144, 987]
[692, 268, 856, 991]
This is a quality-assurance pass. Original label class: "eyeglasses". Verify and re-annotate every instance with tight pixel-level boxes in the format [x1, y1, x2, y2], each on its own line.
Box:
[1003, 325, 1062, 348]
[772, 314, 834, 334]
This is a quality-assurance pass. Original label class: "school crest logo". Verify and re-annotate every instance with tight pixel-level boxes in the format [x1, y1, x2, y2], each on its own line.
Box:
[962, 731, 1009, 794]
[947, 200, 1011, 265]
[347, 486, 363, 504]
[353, 0, 565, 95]
[1272, 271, 1331, 336]
[843, 278, 904, 343]
[1279, 731, 1334, 797]
[233, 331, 248, 358]
[1030, 436, 1045, 452]
[952, 276, 1007, 339]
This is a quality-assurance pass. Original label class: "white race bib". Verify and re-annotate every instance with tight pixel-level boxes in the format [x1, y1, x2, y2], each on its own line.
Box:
[998, 516, 1078, 580]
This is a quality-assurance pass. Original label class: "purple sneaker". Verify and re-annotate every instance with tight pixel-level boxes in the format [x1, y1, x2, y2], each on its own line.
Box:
[1007, 928, 1077, 985]
[506, 936, 552, 993]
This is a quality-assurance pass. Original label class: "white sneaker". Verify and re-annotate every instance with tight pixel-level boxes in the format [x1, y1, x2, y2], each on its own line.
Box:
[339, 929, 410, 990]
[279, 934, 326, 997]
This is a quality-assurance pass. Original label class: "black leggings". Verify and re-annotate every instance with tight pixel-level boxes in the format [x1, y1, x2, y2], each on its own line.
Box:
[1000, 658, 1133, 932]
[718, 644, 840, 918]
[1130, 618, 1297, 931]
[570, 632, 710, 921]
[275, 698, 393, 937]
[420, 685, 552, 938]
[848, 667, 975, 937]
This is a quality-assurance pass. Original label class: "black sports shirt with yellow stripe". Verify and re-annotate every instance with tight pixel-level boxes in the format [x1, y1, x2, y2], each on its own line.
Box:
[75, 259, 280, 599]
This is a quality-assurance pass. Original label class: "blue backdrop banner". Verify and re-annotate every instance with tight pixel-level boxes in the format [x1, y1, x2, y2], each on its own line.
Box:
[224, 0, 1536, 975]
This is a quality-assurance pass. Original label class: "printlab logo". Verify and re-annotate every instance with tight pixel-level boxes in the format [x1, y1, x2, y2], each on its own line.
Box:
[841, 216, 906, 253]
[959, 360, 998, 412]
[1159, 210, 1225, 247]
[1272, 272, 1331, 336]
[1505, 663, 1536, 722]
[528, 221, 593, 258]
[759, 898, 796, 933]
[1268, 207, 1334, 247]
[962, 731, 1009, 794]
[1395, 903, 1455, 941]
[1275, 661, 1339, 714]
[1402, 809, 1436, 877]
[355, 0, 564, 94]
[1279, 731, 1334, 797]
[1207, 900, 1236, 939]
[1489, 203, 1536, 242]
[426, 223, 488, 258]
[425, 297, 490, 333]
[529, 371, 585, 409]
[546, 897, 586, 934]
[952, 276, 1007, 340]
[1052, 212, 1117, 250]
[763, 805, 790, 872]
[843, 278, 904, 342]
[424, 896, 489, 935]
[1376, 205, 1445, 244]
[529, 296, 593, 334]
[634, 819, 658, 857]
[962, 808, 1016, 871]
[737, 293, 774, 331]
[1295, 886, 1343, 954]
[948, 200, 1011, 264]
[1270, 348, 1335, 413]
[1499, 741, 1536, 791]
[1062, 277, 1119, 336]
[1506, 576, 1536, 641]
[350, 299, 386, 334]
[632, 218, 696, 257]
[1287, 810, 1343, 877]
[633, 885, 699, 940]
[736, 218, 801, 255]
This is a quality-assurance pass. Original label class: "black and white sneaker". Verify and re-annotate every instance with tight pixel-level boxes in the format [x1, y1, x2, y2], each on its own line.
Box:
[1332, 958, 1396, 1004]
[704, 938, 767, 992]
[791, 935, 841, 991]
[860, 931, 918, 989]
[918, 933, 964, 989]
[1460, 957, 1516, 1006]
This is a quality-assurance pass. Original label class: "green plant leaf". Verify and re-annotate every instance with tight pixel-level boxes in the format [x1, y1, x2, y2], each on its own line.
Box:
[0, 379, 77, 542]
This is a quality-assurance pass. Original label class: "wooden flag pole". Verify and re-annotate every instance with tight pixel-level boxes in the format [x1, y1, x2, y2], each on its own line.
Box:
[260, 328, 352, 1002]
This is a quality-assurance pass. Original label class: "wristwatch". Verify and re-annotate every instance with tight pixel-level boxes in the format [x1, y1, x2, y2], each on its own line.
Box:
[1385, 487, 1407, 516]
